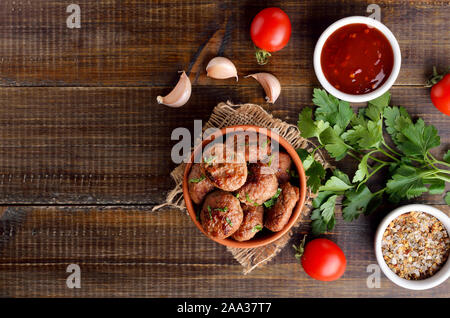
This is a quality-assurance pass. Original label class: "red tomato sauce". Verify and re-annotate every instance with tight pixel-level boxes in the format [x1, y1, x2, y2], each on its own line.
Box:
[321, 23, 394, 95]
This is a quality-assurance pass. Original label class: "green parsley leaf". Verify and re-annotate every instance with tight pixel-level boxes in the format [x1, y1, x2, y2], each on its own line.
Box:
[352, 151, 377, 183]
[226, 217, 233, 227]
[311, 194, 337, 235]
[386, 165, 429, 202]
[319, 127, 350, 160]
[203, 156, 216, 165]
[263, 188, 282, 208]
[335, 101, 354, 130]
[312, 190, 335, 208]
[251, 224, 263, 233]
[445, 192, 450, 205]
[302, 154, 315, 171]
[318, 195, 338, 224]
[444, 150, 450, 163]
[312, 89, 353, 131]
[189, 175, 206, 183]
[207, 206, 212, 219]
[214, 207, 229, 213]
[296, 148, 309, 161]
[267, 155, 274, 167]
[351, 108, 368, 127]
[313, 89, 339, 122]
[398, 119, 440, 159]
[342, 119, 383, 149]
[369, 91, 391, 110]
[245, 193, 259, 207]
[297, 107, 331, 139]
[305, 160, 326, 193]
[333, 169, 352, 186]
[383, 106, 412, 147]
[365, 91, 391, 121]
[311, 210, 328, 235]
[319, 176, 353, 192]
[342, 185, 378, 221]
[424, 179, 445, 195]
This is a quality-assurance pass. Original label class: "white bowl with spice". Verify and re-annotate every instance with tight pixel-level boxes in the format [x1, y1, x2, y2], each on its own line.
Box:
[375, 204, 450, 290]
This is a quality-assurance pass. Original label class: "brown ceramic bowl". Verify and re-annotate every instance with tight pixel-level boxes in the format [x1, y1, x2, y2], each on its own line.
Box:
[182, 125, 307, 248]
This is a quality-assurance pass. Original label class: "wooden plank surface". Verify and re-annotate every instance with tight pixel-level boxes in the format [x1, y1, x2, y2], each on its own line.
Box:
[0, 205, 448, 297]
[0, 86, 447, 204]
[0, 0, 447, 86]
[0, 0, 448, 298]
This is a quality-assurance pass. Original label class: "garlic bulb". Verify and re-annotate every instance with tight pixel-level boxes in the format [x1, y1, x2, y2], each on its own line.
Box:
[157, 71, 191, 107]
[206, 57, 238, 81]
[246, 73, 281, 103]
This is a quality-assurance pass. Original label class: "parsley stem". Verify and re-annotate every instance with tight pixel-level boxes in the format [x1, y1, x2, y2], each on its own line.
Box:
[425, 155, 440, 171]
[427, 152, 450, 168]
[434, 174, 450, 182]
[373, 188, 386, 197]
[420, 170, 450, 180]
[381, 140, 402, 157]
[311, 145, 324, 157]
[349, 150, 391, 166]
[435, 160, 450, 168]
[367, 163, 388, 179]
[378, 148, 400, 162]
[435, 169, 450, 175]
[367, 154, 389, 164]
[347, 151, 362, 162]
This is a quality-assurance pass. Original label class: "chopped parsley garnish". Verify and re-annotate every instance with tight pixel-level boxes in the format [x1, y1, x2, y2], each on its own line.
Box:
[286, 169, 299, 178]
[203, 156, 215, 165]
[261, 139, 269, 148]
[235, 193, 240, 199]
[263, 188, 282, 208]
[267, 155, 274, 167]
[207, 205, 212, 220]
[214, 207, 229, 213]
[245, 193, 259, 207]
[189, 175, 206, 183]
[226, 217, 233, 227]
[251, 224, 263, 233]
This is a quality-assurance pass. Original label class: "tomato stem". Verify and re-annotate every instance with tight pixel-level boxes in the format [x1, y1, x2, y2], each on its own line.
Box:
[425, 66, 449, 87]
[293, 234, 307, 260]
[255, 49, 272, 65]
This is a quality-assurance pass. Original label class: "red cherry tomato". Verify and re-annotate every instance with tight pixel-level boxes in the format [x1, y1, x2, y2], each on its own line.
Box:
[250, 7, 292, 64]
[430, 73, 450, 116]
[301, 238, 346, 281]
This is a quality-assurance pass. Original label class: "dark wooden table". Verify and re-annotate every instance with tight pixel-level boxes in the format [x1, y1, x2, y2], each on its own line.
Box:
[0, 0, 449, 297]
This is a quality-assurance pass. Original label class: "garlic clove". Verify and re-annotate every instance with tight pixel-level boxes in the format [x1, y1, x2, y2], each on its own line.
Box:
[206, 57, 238, 81]
[157, 71, 192, 107]
[245, 73, 281, 103]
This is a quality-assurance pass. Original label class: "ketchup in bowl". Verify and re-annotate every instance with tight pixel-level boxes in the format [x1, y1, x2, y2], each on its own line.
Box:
[321, 23, 394, 95]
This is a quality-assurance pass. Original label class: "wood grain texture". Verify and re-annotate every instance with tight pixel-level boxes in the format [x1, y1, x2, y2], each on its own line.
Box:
[0, 0, 448, 298]
[0, 0, 447, 86]
[0, 205, 448, 297]
[0, 86, 447, 204]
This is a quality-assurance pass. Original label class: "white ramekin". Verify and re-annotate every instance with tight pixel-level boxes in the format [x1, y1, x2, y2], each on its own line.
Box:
[375, 204, 450, 290]
[313, 16, 401, 103]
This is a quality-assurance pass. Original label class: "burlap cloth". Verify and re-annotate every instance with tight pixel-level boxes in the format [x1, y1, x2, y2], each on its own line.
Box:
[152, 101, 331, 274]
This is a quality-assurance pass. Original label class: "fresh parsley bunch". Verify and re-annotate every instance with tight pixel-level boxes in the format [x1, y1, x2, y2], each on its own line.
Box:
[297, 89, 450, 235]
